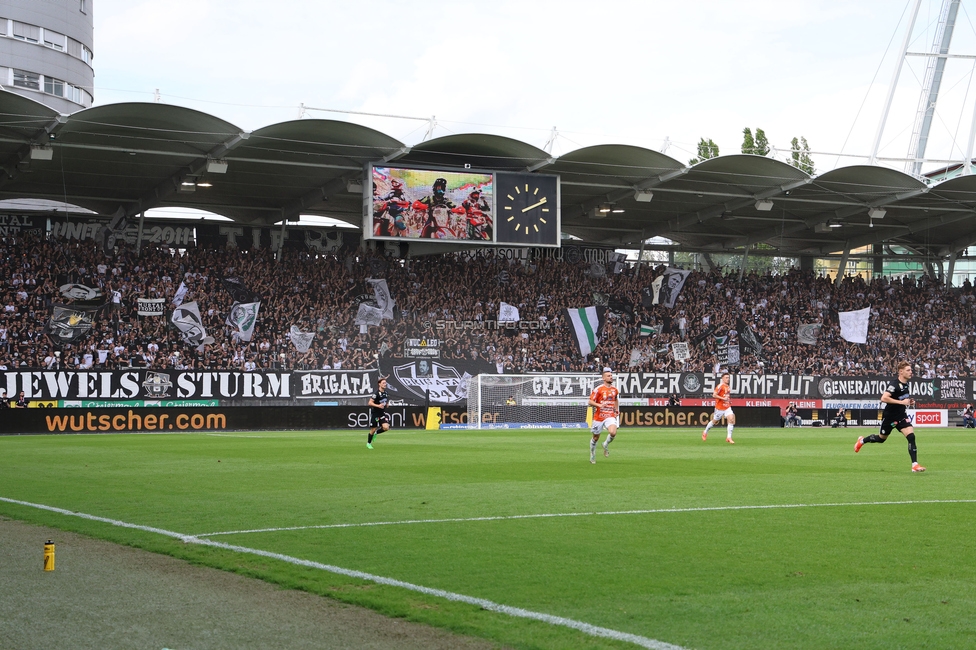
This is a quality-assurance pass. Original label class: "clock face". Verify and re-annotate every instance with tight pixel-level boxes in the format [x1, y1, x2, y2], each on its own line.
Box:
[494, 172, 559, 246]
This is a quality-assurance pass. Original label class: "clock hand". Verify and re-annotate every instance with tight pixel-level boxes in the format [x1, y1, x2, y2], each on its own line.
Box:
[521, 197, 547, 213]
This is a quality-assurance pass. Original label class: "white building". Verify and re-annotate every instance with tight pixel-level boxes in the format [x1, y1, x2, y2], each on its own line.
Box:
[0, 0, 94, 112]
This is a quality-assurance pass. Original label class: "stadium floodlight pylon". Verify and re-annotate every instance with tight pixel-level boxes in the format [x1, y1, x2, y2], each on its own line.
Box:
[463, 374, 603, 429]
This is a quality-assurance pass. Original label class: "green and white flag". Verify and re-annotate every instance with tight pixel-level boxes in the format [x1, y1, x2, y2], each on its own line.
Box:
[226, 301, 260, 342]
[563, 306, 607, 357]
[639, 324, 659, 337]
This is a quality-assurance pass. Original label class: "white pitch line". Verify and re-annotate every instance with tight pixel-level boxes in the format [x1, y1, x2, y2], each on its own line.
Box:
[195, 499, 976, 538]
[0, 496, 685, 650]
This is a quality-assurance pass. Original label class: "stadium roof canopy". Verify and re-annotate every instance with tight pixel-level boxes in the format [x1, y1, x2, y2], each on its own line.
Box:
[2, 89, 976, 259]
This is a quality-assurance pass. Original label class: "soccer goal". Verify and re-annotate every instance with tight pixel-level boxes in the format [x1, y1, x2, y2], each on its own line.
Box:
[464, 374, 602, 429]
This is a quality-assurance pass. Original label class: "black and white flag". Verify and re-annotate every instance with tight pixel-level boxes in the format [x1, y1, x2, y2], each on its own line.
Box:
[797, 323, 822, 345]
[171, 301, 214, 349]
[220, 277, 261, 304]
[736, 317, 763, 357]
[640, 286, 655, 308]
[659, 268, 691, 308]
[48, 305, 99, 343]
[59, 284, 102, 301]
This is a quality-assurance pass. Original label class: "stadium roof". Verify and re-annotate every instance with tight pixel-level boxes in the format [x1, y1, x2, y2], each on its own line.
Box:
[2, 89, 976, 259]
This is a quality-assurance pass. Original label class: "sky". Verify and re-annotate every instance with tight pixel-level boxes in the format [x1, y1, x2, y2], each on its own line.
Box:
[90, 0, 976, 174]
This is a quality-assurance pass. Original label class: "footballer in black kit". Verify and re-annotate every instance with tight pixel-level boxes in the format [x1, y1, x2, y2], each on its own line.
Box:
[366, 377, 391, 449]
[855, 361, 925, 472]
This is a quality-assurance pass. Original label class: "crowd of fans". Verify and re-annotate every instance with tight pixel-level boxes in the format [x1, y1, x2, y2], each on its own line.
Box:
[1, 228, 975, 378]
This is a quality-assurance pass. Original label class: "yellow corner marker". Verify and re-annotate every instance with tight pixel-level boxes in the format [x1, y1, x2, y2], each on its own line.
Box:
[586, 406, 594, 428]
[426, 407, 442, 430]
[43, 540, 55, 571]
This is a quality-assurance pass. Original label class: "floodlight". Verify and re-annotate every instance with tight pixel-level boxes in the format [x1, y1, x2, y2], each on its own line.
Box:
[868, 208, 886, 219]
[206, 159, 228, 174]
[634, 190, 654, 202]
[30, 145, 53, 161]
[755, 199, 774, 211]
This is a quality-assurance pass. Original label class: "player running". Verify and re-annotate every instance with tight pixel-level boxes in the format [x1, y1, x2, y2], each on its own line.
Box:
[366, 377, 391, 449]
[855, 361, 925, 472]
[587, 367, 620, 464]
[702, 372, 735, 444]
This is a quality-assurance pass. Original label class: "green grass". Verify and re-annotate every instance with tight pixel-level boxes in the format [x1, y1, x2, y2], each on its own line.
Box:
[2, 426, 976, 649]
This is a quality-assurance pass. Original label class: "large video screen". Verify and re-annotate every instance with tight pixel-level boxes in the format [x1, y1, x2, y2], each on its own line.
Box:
[368, 166, 494, 242]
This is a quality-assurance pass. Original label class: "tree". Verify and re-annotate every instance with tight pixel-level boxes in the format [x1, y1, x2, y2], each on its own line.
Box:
[753, 128, 770, 156]
[741, 127, 769, 156]
[789, 136, 815, 174]
[689, 138, 720, 165]
[741, 128, 755, 155]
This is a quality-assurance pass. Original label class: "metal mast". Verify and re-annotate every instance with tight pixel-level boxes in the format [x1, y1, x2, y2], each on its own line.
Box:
[905, 0, 962, 177]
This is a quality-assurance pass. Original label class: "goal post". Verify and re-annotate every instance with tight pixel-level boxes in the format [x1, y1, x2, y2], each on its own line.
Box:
[462, 374, 602, 429]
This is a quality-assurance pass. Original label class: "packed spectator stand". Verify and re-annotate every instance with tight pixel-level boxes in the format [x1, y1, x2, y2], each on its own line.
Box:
[2, 229, 975, 378]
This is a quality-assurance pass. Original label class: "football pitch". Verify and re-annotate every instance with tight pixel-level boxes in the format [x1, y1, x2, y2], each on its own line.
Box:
[2, 426, 975, 649]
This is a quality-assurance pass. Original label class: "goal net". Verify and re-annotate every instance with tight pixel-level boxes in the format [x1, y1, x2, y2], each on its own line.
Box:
[464, 374, 602, 429]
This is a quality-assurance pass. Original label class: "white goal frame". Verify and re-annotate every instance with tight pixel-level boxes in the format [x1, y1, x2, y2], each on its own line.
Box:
[465, 374, 602, 429]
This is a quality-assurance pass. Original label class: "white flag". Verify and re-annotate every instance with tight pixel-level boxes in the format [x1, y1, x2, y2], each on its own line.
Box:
[172, 281, 188, 307]
[354, 302, 384, 327]
[367, 278, 395, 320]
[288, 325, 315, 353]
[499, 302, 520, 322]
[839, 307, 871, 344]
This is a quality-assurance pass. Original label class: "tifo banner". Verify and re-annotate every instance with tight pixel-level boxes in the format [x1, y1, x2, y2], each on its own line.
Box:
[136, 298, 165, 316]
[379, 357, 495, 404]
[403, 337, 440, 358]
[293, 370, 379, 399]
[48, 215, 195, 247]
[2, 370, 974, 405]
[0, 370, 293, 400]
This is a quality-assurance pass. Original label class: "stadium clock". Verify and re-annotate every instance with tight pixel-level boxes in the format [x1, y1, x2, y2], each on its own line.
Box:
[494, 172, 559, 246]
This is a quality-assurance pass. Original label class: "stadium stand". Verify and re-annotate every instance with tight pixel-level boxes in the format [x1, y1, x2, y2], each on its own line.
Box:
[1, 229, 975, 377]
